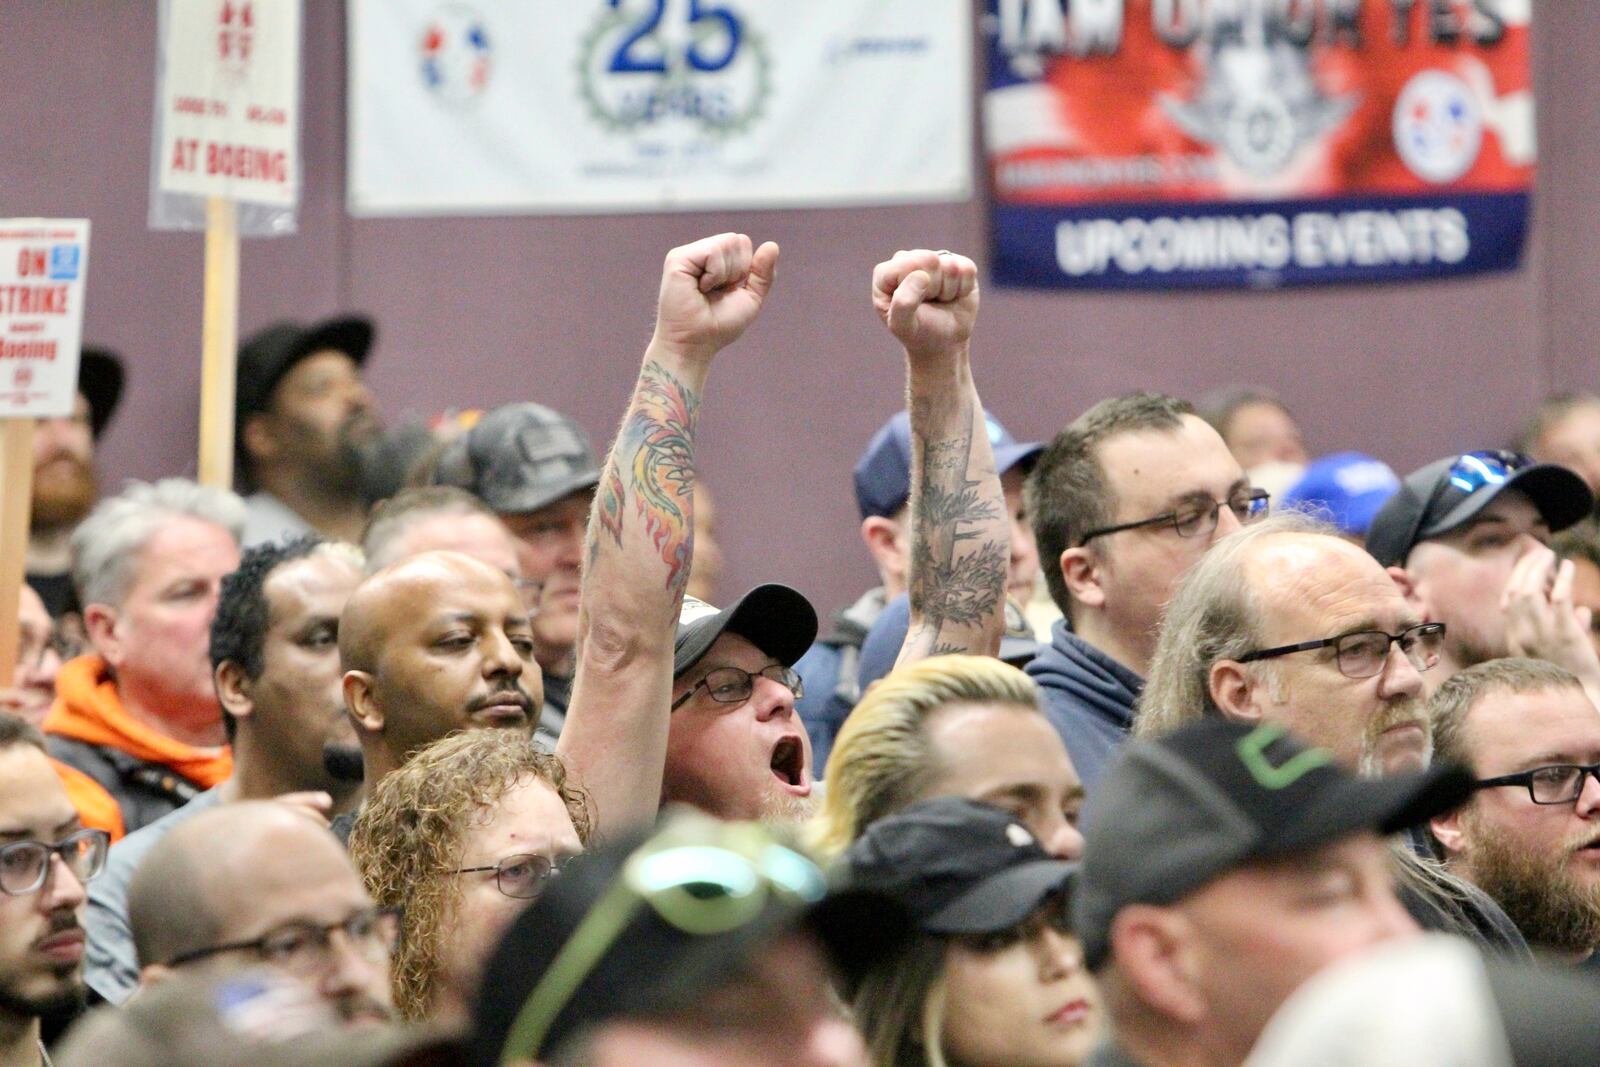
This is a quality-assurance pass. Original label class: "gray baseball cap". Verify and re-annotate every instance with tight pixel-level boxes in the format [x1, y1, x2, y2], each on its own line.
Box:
[1073, 719, 1474, 970]
[433, 403, 601, 515]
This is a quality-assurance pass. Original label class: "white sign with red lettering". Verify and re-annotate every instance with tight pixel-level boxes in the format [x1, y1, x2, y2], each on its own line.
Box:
[0, 220, 90, 419]
[156, 0, 301, 207]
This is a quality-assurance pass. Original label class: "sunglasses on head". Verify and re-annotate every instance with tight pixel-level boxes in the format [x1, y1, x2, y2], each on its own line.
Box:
[497, 819, 827, 1064]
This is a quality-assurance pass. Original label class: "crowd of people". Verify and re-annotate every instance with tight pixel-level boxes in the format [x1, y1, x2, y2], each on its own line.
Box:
[2, 232, 1599, 1067]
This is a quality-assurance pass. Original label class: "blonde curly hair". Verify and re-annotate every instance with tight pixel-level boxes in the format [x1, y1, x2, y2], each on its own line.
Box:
[348, 730, 591, 1021]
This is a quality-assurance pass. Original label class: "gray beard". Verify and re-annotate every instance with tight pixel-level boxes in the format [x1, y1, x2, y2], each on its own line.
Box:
[760, 791, 817, 830]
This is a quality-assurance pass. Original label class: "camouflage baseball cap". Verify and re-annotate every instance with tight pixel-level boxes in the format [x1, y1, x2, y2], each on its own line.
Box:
[432, 402, 601, 515]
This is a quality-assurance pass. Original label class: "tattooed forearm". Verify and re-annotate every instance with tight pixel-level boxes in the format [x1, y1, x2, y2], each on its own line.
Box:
[604, 360, 701, 592]
[905, 395, 1008, 654]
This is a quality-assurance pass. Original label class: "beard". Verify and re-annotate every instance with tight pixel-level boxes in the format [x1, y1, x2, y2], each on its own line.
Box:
[760, 790, 816, 830]
[323, 740, 366, 783]
[31, 454, 96, 530]
[1358, 695, 1433, 778]
[1463, 809, 1600, 956]
[344, 420, 434, 505]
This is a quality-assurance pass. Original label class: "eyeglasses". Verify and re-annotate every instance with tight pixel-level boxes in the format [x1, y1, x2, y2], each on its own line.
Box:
[1076, 489, 1270, 547]
[454, 853, 564, 900]
[165, 906, 402, 977]
[496, 819, 827, 1063]
[671, 665, 803, 711]
[1476, 762, 1600, 805]
[0, 829, 109, 895]
[514, 578, 544, 617]
[1238, 622, 1446, 679]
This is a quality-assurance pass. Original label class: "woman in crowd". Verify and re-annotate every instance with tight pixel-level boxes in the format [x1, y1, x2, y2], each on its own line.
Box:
[348, 729, 590, 1024]
[810, 655, 1084, 861]
[844, 795, 1101, 1067]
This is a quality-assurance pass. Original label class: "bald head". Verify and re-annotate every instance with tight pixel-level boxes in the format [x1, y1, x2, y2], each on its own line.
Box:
[128, 802, 358, 968]
[340, 552, 542, 785]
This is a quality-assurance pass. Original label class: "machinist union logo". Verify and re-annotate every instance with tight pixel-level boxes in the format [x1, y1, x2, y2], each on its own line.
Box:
[577, 0, 770, 136]
[1393, 70, 1482, 185]
[216, 0, 255, 83]
[420, 4, 493, 107]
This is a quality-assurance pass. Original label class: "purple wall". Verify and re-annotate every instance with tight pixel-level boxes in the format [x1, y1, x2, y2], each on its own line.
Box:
[2, 3, 1596, 618]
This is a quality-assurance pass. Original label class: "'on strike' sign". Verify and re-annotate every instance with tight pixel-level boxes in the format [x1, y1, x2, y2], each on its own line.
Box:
[0, 220, 90, 419]
[156, 0, 301, 207]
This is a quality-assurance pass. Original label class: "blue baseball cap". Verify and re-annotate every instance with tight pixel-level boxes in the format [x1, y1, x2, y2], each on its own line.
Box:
[1281, 452, 1401, 538]
[853, 411, 1042, 520]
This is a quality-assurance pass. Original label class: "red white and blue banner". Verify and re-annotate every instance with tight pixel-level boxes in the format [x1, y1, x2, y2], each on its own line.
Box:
[984, 1, 1534, 289]
[347, 1, 972, 216]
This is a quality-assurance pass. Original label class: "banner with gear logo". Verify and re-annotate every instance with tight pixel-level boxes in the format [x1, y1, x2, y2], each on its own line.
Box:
[984, 0, 1534, 289]
[348, 0, 971, 216]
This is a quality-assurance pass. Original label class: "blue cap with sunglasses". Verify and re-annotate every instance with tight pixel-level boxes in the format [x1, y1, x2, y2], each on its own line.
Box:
[1365, 450, 1594, 568]
[854, 410, 1043, 521]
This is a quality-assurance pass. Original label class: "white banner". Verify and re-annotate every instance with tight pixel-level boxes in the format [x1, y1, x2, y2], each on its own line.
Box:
[348, 0, 972, 216]
[0, 220, 90, 419]
[156, 0, 301, 207]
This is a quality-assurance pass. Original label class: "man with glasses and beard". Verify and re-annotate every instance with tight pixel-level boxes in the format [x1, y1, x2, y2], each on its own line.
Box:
[1137, 513, 1529, 955]
[0, 713, 108, 1067]
[1428, 658, 1600, 967]
[27, 349, 122, 623]
[235, 316, 391, 548]
[1368, 450, 1599, 696]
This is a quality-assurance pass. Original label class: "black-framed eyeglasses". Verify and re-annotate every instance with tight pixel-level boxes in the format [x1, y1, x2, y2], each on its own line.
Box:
[453, 853, 564, 900]
[671, 665, 803, 712]
[165, 906, 402, 976]
[0, 828, 109, 896]
[1076, 489, 1270, 547]
[1238, 622, 1446, 679]
[1476, 762, 1600, 806]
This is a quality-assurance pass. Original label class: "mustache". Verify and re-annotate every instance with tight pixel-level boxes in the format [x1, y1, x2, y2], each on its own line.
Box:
[32, 912, 82, 948]
[466, 688, 534, 713]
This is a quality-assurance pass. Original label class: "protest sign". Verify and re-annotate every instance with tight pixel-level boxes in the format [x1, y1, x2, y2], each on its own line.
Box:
[348, 0, 971, 215]
[0, 218, 90, 686]
[983, 0, 1535, 289]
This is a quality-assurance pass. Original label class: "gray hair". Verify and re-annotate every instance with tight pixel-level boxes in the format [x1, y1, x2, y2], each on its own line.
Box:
[71, 478, 246, 609]
[1136, 511, 1340, 740]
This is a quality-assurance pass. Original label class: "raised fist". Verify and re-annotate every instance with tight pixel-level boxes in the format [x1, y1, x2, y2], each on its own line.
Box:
[652, 233, 779, 362]
[871, 249, 980, 359]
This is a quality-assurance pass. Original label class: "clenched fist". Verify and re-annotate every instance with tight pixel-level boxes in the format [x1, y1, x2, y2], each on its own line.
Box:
[652, 233, 779, 362]
[871, 249, 980, 360]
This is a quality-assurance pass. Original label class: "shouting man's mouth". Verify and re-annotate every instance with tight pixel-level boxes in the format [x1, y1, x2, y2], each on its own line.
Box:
[769, 736, 810, 794]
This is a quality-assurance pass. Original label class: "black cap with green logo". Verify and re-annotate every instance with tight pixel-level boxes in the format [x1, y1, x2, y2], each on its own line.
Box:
[1072, 719, 1474, 970]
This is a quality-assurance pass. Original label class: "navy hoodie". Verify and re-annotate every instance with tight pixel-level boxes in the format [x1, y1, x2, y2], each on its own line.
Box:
[1025, 619, 1144, 794]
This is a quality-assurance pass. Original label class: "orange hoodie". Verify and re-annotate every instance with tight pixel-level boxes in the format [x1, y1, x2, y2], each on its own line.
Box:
[50, 759, 126, 843]
[43, 655, 232, 797]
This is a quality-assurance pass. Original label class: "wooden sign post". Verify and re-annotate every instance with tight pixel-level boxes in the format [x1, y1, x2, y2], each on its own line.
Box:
[198, 197, 240, 488]
[0, 420, 35, 688]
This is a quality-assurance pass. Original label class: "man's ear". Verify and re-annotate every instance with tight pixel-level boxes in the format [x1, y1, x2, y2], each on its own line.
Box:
[82, 603, 122, 666]
[1209, 660, 1264, 724]
[1430, 804, 1469, 861]
[240, 411, 278, 465]
[1108, 905, 1206, 1024]
[1387, 565, 1427, 615]
[859, 516, 908, 588]
[342, 670, 382, 733]
[214, 661, 254, 724]
[1061, 546, 1104, 610]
